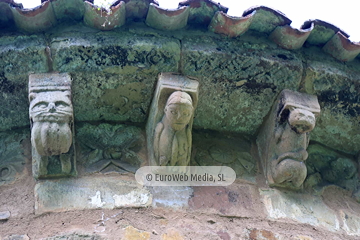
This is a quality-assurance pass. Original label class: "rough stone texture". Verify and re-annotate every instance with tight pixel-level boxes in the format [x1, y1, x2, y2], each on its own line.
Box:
[0, 129, 29, 186]
[340, 210, 360, 236]
[305, 143, 358, 192]
[301, 49, 360, 154]
[192, 130, 256, 182]
[260, 188, 340, 232]
[161, 228, 184, 240]
[43, 232, 103, 240]
[48, 26, 181, 124]
[122, 226, 150, 240]
[189, 184, 263, 218]
[3, 235, 30, 240]
[0, 34, 48, 131]
[0, 210, 11, 221]
[0, 24, 359, 157]
[181, 31, 303, 135]
[71, 71, 154, 124]
[50, 29, 180, 73]
[320, 185, 360, 236]
[1, 22, 360, 239]
[35, 176, 152, 215]
[1, 166, 359, 239]
[150, 186, 193, 208]
[76, 123, 145, 174]
[246, 228, 284, 240]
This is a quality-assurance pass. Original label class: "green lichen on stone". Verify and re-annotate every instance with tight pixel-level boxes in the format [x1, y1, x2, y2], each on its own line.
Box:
[76, 123, 145, 173]
[305, 143, 358, 192]
[248, 9, 287, 34]
[51, 31, 180, 73]
[0, 129, 29, 186]
[182, 34, 302, 134]
[0, 34, 48, 131]
[306, 25, 336, 46]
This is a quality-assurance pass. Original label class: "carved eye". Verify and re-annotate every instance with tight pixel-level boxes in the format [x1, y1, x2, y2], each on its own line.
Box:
[171, 110, 177, 115]
[32, 102, 48, 110]
[182, 111, 190, 117]
[55, 101, 69, 108]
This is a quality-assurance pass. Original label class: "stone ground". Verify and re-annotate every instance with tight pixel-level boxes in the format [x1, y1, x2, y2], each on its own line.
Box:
[1, 160, 360, 240]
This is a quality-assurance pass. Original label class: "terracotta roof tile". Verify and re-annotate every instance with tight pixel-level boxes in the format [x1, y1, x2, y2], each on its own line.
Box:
[145, 3, 189, 31]
[269, 23, 313, 50]
[301, 19, 349, 46]
[83, 0, 126, 30]
[323, 32, 360, 62]
[242, 6, 291, 33]
[10, 0, 57, 32]
[208, 10, 255, 38]
[179, 0, 228, 25]
[0, 0, 359, 61]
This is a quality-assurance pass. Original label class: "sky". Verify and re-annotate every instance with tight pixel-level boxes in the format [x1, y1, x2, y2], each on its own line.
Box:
[15, 0, 360, 41]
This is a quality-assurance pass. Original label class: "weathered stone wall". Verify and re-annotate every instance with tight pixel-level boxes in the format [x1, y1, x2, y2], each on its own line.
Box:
[1, 21, 360, 239]
[1, 22, 359, 154]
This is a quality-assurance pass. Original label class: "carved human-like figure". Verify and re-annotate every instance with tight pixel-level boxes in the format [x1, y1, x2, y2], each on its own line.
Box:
[154, 91, 194, 166]
[29, 73, 75, 178]
[30, 91, 73, 157]
[147, 73, 199, 166]
[257, 90, 320, 189]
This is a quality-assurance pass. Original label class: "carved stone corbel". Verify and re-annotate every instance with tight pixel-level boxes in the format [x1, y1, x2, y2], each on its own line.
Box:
[146, 73, 199, 166]
[29, 73, 76, 179]
[257, 89, 320, 189]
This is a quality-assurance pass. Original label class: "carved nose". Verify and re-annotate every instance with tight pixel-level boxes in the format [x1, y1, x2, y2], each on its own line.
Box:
[48, 103, 56, 113]
[288, 108, 315, 134]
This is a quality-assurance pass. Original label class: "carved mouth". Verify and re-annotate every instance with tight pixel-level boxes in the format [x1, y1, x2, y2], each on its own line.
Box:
[33, 113, 71, 122]
[275, 149, 308, 165]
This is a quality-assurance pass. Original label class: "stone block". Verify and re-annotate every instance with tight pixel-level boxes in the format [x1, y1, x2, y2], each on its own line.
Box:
[161, 228, 184, 240]
[150, 186, 193, 208]
[340, 210, 360, 236]
[35, 176, 152, 215]
[0, 210, 10, 221]
[76, 123, 145, 174]
[3, 235, 30, 240]
[303, 59, 360, 154]
[42, 233, 103, 240]
[189, 184, 262, 217]
[192, 131, 256, 182]
[181, 33, 303, 135]
[260, 188, 339, 232]
[51, 30, 180, 73]
[0, 35, 48, 131]
[305, 143, 358, 192]
[70, 71, 154, 124]
[122, 226, 150, 240]
[0, 129, 29, 186]
[246, 228, 284, 240]
[49, 29, 180, 125]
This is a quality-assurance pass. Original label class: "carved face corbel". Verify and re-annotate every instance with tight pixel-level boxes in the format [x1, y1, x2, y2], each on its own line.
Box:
[257, 89, 320, 189]
[146, 73, 199, 166]
[29, 73, 76, 179]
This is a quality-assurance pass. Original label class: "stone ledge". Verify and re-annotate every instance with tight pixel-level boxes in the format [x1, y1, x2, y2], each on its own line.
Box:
[35, 175, 152, 215]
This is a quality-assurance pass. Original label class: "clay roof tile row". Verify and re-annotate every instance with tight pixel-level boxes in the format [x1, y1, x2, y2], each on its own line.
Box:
[1, 0, 359, 62]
